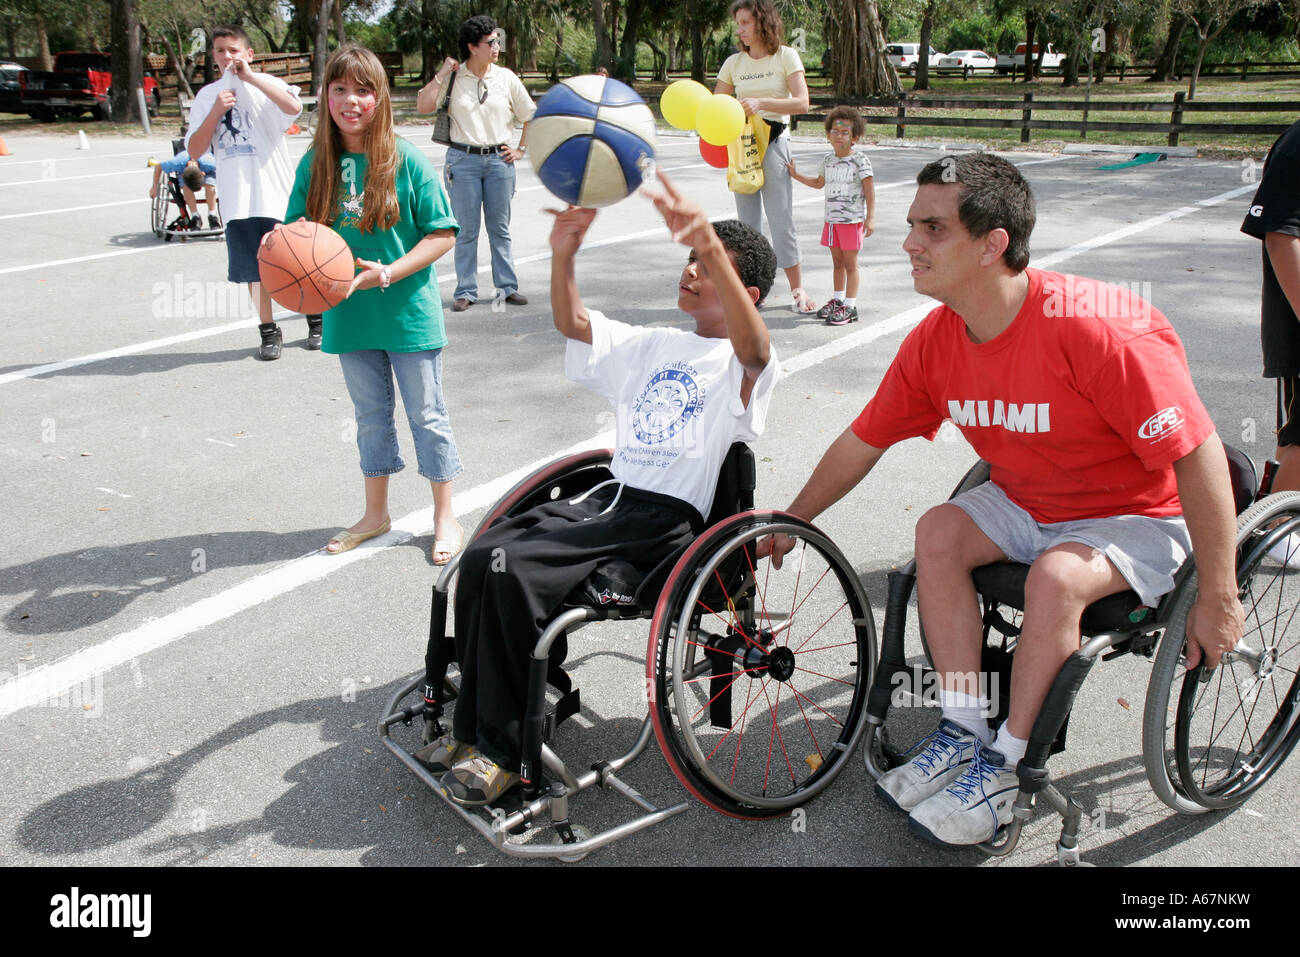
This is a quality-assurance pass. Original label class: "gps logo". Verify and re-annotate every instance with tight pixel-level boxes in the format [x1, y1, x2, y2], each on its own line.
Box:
[1138, 406, 1185, 440]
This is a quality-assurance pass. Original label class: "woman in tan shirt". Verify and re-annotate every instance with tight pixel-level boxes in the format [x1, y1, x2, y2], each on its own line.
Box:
[418, 15, 535, 312]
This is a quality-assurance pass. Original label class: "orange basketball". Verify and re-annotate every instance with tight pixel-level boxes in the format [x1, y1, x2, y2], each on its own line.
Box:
[257, 221, 355, 314]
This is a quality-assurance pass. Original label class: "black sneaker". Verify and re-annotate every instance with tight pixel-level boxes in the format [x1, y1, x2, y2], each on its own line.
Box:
[188, 214, 203, 231]
[305, 315, 323, 350]
[208, 214, 221, 229]
[258, 323, 283, 361]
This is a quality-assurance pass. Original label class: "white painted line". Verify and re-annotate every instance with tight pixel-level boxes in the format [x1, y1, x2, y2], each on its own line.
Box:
[0, 167, 156, 187]
[0, 148, 169, 167]
[0, 176, 1253, 719]
[0, 198, 148, 220]
[0, 244, 178, 276]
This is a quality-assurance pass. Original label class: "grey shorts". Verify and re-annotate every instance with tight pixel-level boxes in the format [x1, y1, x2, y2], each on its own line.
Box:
[950, 482, 1191, 607]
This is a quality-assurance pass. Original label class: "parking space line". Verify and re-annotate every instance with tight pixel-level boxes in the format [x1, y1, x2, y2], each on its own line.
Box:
[0, 175, 1252, 719]
[0, 198, 148, 220]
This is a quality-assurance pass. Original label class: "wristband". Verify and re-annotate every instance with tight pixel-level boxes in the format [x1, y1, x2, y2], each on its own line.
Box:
[380, 265, 392, 291]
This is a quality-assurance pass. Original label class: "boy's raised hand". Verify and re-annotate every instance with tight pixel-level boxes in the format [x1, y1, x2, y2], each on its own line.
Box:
[548, 205, 597, 259]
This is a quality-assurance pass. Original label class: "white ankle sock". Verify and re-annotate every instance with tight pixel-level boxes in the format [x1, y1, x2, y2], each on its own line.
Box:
[845, 297, 857, 309]
[991, 722, 1027, 766]
[833, 289, 845, 300]
[940, 690, 993, 744]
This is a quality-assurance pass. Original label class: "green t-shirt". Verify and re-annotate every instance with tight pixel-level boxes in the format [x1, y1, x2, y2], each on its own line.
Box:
[283, 137, 459, 353]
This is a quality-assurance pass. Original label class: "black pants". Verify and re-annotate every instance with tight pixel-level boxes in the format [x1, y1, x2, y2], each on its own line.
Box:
[452, 485, 700, 766]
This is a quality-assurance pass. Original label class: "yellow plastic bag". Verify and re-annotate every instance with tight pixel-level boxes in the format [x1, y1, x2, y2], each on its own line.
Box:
[726, 116, 771, 195]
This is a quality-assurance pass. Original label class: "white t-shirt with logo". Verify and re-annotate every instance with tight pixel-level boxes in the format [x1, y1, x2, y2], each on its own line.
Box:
[186, 71, 301, 222]
[565, 311, 780, 518]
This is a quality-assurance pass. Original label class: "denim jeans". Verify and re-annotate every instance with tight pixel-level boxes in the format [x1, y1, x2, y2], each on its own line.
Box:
[338, 349, 463, 483]
[443, 147, 519, 302]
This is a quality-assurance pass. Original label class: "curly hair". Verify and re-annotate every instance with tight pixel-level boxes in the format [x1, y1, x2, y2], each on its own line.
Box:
[712, 219, 776, 304]
[457, 15, 497, 60]
[729, 0, 784, 55]
[916, 153, 1036, 272]
[825, 105, 865, 140]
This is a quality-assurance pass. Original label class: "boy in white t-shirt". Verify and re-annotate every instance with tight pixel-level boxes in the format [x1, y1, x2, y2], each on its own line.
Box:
[788, 106, 875, 327]
[422, 171, 782, 806]
[186, 26, 302, 360]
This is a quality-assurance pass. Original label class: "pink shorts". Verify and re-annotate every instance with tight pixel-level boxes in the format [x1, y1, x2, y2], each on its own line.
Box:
[821, 222, 864, 250]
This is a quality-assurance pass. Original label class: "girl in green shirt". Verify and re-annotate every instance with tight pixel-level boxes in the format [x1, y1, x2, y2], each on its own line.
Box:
[282, 45, 465, 563]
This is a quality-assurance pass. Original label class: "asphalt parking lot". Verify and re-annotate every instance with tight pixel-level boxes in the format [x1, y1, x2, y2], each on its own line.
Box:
[0, 122, 1295, 872]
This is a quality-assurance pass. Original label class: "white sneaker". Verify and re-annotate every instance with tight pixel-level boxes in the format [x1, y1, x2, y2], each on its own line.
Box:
[1267, 531, 1300, 569]
[909, 742, 1019, 846]
[875, 719, 978, 812]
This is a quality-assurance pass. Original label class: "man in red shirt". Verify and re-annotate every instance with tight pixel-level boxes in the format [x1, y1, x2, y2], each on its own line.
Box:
[766, 152, 1244, 845]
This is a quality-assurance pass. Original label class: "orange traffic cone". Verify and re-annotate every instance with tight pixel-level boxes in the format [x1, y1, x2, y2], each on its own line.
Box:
[0, 135, 10, 156]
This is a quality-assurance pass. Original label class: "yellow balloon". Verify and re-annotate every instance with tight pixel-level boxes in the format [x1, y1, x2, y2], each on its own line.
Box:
[660, 79, 711, 131]
[695, 94, 745, 146]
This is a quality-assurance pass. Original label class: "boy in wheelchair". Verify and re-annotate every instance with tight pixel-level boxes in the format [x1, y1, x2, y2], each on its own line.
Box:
[420, 171, 781, 806]
[149, 146, 220, 231]
[766, 152, 1245, 846]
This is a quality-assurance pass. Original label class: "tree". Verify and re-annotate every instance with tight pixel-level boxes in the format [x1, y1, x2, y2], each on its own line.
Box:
[1174, 0, 1266, 98]
[1151, 12, 1189, 79]
[828, 0, 900, 96]
[108, 0, 143, 122]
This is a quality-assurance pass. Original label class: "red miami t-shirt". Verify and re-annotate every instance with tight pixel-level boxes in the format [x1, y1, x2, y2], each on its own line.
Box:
[852, 268, 1215, 524]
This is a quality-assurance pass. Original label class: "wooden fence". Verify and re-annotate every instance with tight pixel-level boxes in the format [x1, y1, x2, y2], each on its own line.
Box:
[794, 92, 1299, 145]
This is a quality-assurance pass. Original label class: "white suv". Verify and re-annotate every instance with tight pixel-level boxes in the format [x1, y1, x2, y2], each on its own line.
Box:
[887, 43, 945, 75]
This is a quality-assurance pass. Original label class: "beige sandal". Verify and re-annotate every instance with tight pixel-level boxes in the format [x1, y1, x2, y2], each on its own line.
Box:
[324, 517, 391, 554]
[431, 522, 464, 566]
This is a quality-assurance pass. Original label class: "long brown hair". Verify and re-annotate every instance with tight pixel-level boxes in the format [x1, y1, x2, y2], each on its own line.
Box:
[306, 45, 400, 233]
[730, 0, 784, 55]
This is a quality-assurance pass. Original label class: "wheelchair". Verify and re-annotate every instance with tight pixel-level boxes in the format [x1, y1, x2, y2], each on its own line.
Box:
[379, 443, 876, 859]
[859, 447, 1300, 864]
[150, 139, 224, 243]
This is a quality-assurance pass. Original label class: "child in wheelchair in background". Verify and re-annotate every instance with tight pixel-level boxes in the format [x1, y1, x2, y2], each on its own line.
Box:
[418, 171, 782, 806]
[149, 142, 221, 236]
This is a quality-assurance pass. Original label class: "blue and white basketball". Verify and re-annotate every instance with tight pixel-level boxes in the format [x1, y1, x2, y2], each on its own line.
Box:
[529, 75, 657, 208]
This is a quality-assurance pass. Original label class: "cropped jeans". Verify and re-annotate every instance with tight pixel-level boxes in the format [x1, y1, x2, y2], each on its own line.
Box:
[338, 348, 463, 483]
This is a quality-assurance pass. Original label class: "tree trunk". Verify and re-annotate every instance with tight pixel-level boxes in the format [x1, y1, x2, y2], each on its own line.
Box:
[1188, 32, 1209, 100]
[161, 32, 194, 100]
[593, 0, 614, 72]
[312, 0, 335, 97]
[37, 19, 52, 72]
[828, 0, 899, 97]
[1062, 42, 1081, 87]
[1023, 14, 1037, 82]
[1149, 13, 1188, 81]
[617, 0, 647, 82]
[333, 1, 346, 44]
[913, 1, 934, 91]
[689, 0, 704, 82]
[110, 0, 143, 122]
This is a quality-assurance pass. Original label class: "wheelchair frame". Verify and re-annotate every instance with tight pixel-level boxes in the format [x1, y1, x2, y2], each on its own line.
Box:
[151, 139, 223, 243]
[860, 451, 1300, 864]
[379, 446, 876, 859]
[380, 443, 1300, 863]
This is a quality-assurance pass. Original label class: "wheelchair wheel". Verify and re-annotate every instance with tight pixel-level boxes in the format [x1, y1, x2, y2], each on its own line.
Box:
[151, 187, 169, 239]
[1143, 491, 1300, 812]
[648, 512, 874, 818]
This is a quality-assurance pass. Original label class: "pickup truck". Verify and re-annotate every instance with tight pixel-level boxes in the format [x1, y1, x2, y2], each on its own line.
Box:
[19, 51, 160, 122]
[995, 43, 1064, 75]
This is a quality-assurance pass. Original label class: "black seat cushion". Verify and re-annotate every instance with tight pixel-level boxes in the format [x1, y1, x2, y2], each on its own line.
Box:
[971, 562, 1156, 633]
